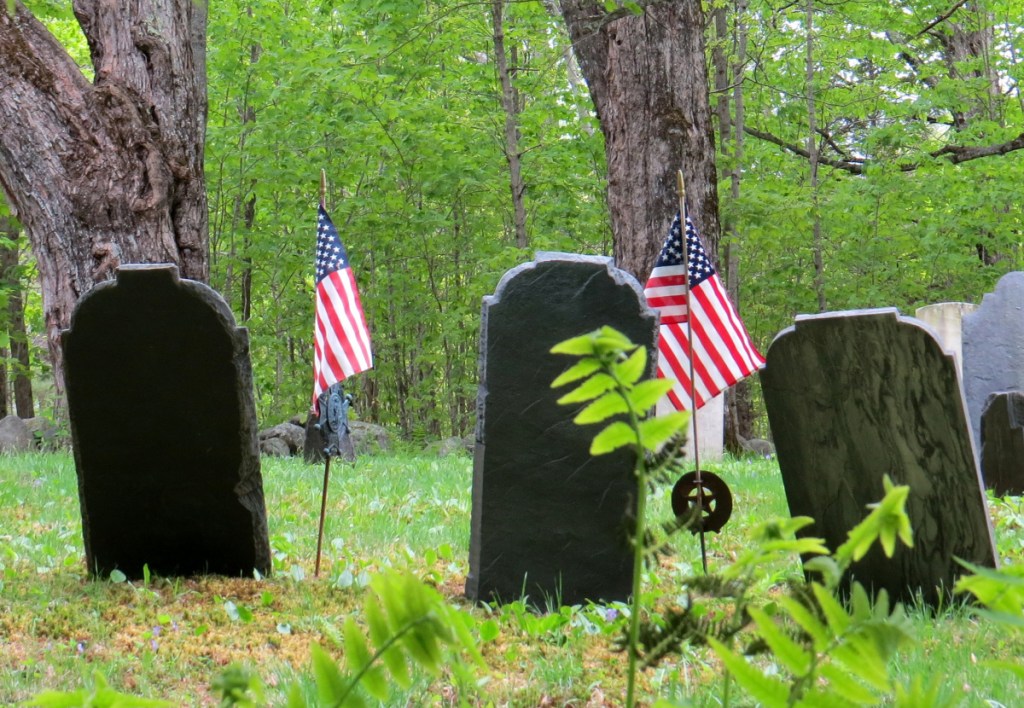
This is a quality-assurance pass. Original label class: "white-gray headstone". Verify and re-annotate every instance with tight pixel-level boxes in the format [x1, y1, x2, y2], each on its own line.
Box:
[963, 272, 1024, 449]
[914, 302, 976, 377]
[466, 253, 657, 607]
[761, 308, 997, 606]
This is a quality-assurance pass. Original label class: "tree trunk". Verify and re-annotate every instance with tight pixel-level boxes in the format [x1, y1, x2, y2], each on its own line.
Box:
[557, 0, 720, 278]
[0, 1, 209, 394]
[492, 0, 529, 248]
[0, 220, 34, 418]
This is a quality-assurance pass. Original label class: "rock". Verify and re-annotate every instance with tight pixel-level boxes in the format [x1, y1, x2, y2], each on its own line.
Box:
[741, 438, 775, 458]
[258, 422, 306, 455]
[433, 436, 473, 457]
[260, 437, 292, 458]
[350, 420, 392, 454]
[0, 415, 33, 453]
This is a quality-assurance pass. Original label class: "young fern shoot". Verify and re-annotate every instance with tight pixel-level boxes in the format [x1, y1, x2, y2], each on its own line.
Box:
[550, 325, 688, 707]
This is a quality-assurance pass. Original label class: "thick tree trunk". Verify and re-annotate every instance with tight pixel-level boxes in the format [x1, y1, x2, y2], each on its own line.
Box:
[0, 0, 209, 393]
[557, 0, 720, 278]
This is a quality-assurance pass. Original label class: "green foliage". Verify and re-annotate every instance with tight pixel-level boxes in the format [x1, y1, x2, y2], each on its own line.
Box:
[551, 325, 688, 707]
[553, 327, 931, 706]
[21, 672, 174, 708]
[287, 570, 483, 707]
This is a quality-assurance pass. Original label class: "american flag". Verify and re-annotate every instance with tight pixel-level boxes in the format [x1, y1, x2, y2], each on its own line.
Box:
[643, 213, 764, 410]
[312, 204, 372, 414]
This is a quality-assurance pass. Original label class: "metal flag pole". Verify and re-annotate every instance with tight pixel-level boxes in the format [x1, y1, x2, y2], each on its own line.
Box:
[315, 168, 330, 577]
[677, 169, 708, 574]
[315, 455, 332, 577]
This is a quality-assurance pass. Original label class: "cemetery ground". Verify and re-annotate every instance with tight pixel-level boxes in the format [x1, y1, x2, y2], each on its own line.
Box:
[2, 452, 1024, 707]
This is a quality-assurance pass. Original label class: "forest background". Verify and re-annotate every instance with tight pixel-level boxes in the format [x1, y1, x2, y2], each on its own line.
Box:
[1, 0, 1023, 445]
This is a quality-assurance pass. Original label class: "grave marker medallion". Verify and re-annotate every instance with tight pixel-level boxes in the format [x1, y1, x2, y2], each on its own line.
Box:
[63, 265, 271, 578]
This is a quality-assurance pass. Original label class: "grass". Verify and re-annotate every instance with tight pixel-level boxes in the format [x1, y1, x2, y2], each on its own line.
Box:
[1, 450, 1023, 705]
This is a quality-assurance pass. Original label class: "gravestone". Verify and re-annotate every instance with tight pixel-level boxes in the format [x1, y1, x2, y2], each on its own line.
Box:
[914, 302, 976, 378]
[466, 253, 657, 607]
[63, 265, 271, 579]
[980, 391, 1024, 496]
[761, 308, 997, 606]
[963, 272, 1024, 448]
[658, 392, 724, 462]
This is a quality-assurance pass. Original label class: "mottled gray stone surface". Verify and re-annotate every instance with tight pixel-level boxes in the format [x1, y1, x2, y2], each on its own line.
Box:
[63, 265, 271, 579]
[466, 253, 657, 607]
[761, 308, 996, 606]
[980, 391, 1024, 496]
[963, 272, 1024, 448]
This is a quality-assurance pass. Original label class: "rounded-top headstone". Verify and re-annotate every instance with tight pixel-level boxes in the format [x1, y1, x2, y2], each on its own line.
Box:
[63, 265, 271, 579]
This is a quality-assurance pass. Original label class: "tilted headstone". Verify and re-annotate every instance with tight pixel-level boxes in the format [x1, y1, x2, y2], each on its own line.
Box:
[963, 272, 1024, 448]
[761, 308, 997, 606]
[63, 265, 271, 579]
[466, 253, 657, 607]
[980, 391, 1024, 496]
[914, 302, 976, 378]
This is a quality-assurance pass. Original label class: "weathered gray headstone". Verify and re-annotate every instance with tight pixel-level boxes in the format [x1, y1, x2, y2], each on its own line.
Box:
[761, 308, 997, 606]
[466, 253, 657, 607]
[914, 302, 976, 378]
[980, 391, 1024, 496]
[63, 265, 271, 579]
[963, 272, 1024, 448]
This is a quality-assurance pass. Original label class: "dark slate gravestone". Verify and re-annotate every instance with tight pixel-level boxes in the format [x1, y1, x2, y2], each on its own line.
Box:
[63, 265, 271, 579]
[963, 271, 1024, 449]
[466, 253, 657, 607]
[980, 391, 1024, 496]
[761, 308, 997, 606]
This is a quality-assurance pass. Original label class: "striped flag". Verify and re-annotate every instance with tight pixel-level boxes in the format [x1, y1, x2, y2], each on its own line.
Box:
[643, 213, 764, 410]
[312, 204, 372, 414]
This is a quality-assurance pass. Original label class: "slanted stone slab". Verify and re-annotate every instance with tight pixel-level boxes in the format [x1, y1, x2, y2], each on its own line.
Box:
[761, 308, 997, 606]
[980, 391, 1024, 496]
[63, 265, 271, 579]
[466, 253, 657, 607]
[963, 272, 1024, 448]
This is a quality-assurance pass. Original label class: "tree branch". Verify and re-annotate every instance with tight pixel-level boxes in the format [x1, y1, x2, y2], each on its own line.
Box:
[745, 123, 1024, 173]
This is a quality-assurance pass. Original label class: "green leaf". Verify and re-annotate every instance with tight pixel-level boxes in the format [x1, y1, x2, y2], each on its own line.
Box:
[550, 333, 597, 356]
[775, 596, 829, 649]
[479, 618, 500, 642]
[811, 583, 852, 636]
[574, 392, 628, 425]
[616, 346, 647, 385]
[366, 596, 411, 689]
[627, 378, 675, 410]
[551, 358, 601, 388]
[590, 421, 637, 455]
[636, 413, 688, 452]
[707, 637, 790, 706]
[109, 569, 127, 583]
[747, 606, 812, 675]
[311, 643, 350, 705]
[344, 616, 388, 700]
[818, 662, 881, 704]
[555, 373, 617, 405]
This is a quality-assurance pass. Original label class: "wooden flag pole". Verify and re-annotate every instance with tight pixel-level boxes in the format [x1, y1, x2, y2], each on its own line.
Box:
[677, 169, 708, 574]
[320, 169, 327, 208]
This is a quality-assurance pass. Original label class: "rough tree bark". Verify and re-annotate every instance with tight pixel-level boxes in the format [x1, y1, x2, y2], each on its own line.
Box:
[557, 0, 720, 279]
[0, 1, 209, 393]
